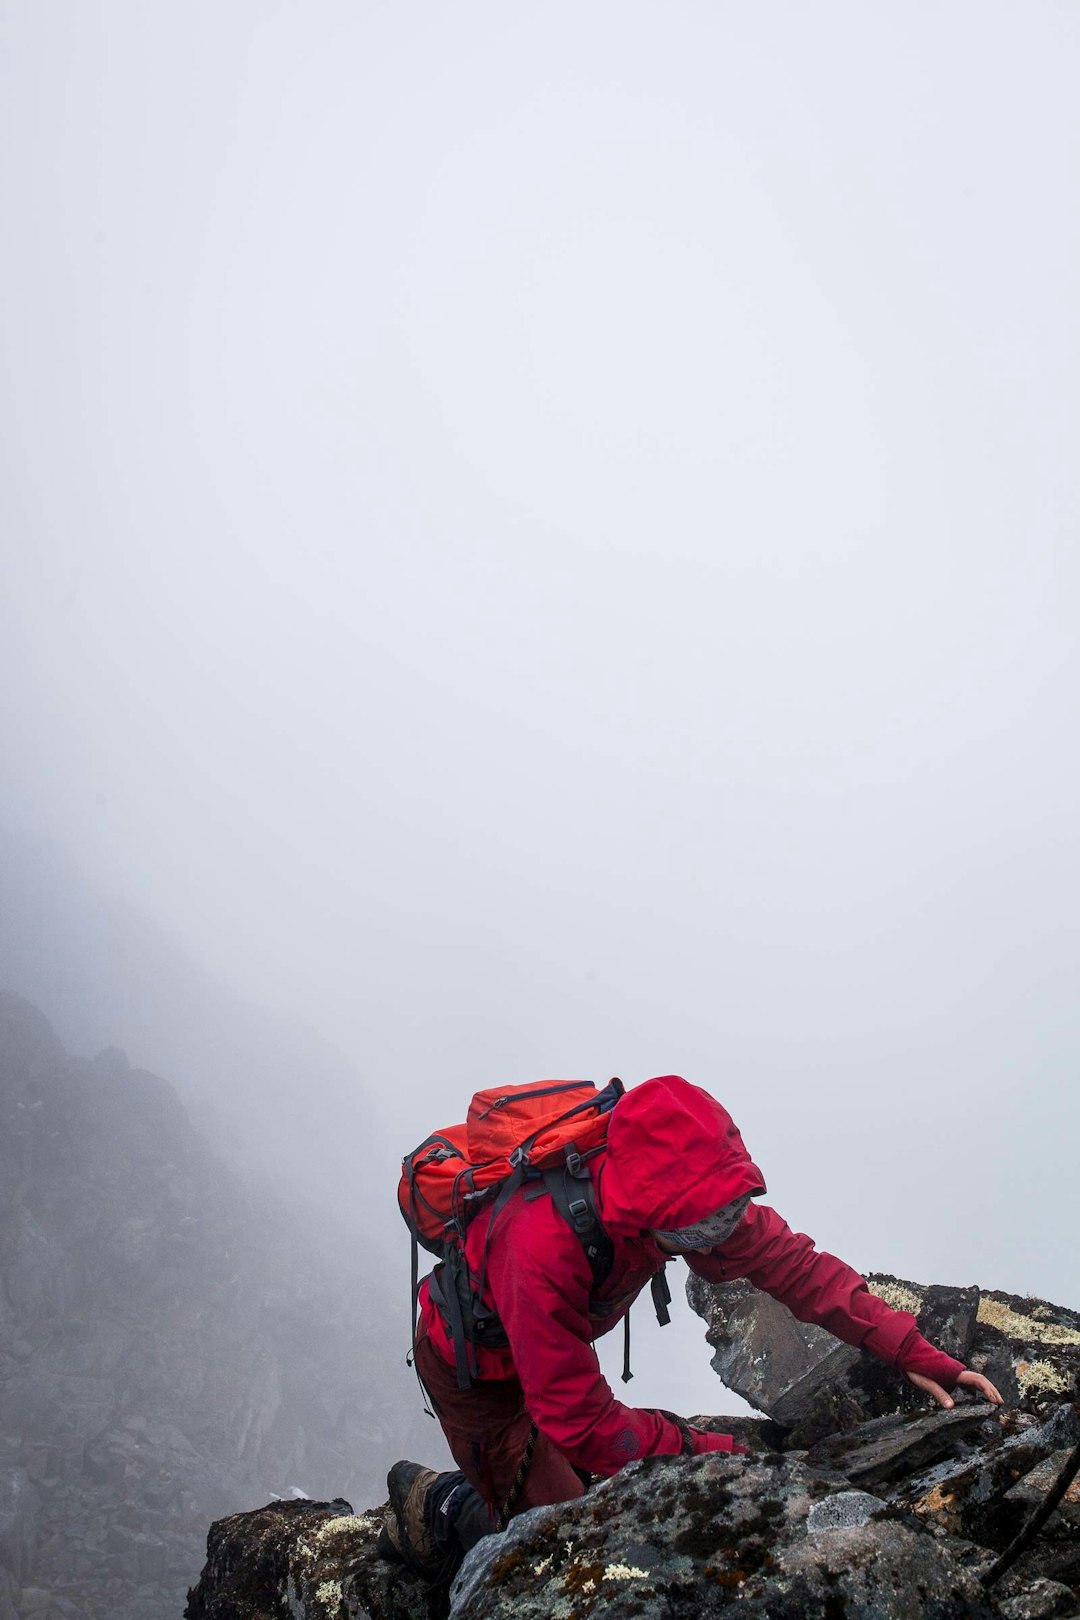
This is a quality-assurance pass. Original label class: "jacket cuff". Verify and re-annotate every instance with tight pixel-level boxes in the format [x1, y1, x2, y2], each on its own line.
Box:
[895, 1328, 966, 1390]
[690, 1429, 747, 1456]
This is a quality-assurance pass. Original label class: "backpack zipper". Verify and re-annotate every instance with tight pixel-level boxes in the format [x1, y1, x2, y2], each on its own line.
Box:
[476, 1081, 586, 1118]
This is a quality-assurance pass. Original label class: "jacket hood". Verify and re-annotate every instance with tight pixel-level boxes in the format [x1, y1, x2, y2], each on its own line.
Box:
[598, 1075, 765, 1237]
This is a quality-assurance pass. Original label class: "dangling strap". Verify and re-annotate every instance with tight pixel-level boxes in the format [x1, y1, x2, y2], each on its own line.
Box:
[408, 1227, 436, 1416]
[496, 1423, 539, 1531]
[405, 1162, 437, 1416]
[651, 1268, 672, 1326]
[622, 1306, 633, 1383]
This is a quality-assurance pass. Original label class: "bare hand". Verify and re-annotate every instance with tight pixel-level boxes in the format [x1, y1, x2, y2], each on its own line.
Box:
[906, 1368, 1004, 1408]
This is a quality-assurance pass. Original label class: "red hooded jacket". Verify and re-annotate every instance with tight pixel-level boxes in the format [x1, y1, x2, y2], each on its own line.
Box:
[420, 1075, 965, 1478]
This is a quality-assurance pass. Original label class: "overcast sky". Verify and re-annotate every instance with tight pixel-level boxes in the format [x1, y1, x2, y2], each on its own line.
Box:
[2, 2, 1078, 1419]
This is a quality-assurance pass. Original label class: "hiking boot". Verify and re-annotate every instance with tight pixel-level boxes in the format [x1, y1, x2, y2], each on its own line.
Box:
[378, 1461, 454, 1580]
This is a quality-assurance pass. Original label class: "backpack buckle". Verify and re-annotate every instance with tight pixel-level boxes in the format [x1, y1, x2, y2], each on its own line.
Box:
[508, 1145, 530, 1169]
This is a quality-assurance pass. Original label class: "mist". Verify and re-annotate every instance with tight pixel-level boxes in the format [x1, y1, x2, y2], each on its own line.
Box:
[2, 0, 1078, 1449]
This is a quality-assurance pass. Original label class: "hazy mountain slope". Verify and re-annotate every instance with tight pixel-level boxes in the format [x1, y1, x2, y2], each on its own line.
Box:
[0, 992, 425, 1620]
[0, 827, 393, 1238]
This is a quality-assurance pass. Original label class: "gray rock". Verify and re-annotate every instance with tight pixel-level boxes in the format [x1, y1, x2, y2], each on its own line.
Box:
[1031, 1403, 1080, 1451]
[806, 1403, 997, 1492]
[756, 1517, 995, 1618]
[805, 1489, 885, 1532]
[1004, 1449, 1080, 1529]
[441, 1451, 996, 1620]
[997, 1578, 1080, 1619]
[900, 1410, 1071, 1547]
[686, 1274, 866, 1443]
[686, 1270, 985, 1446]
[450, 1500, 561, 1618]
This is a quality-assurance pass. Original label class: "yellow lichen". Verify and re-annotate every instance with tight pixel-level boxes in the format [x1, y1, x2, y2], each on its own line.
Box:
[315, 1513, 380, 1541]
[315, 1577, 343, 1609]
[868, 1281, 924, 1316]
[978, 1297, 1080, 1348]
[1015, 1359, 1071, 1398]
[603, 1563, 651, 1580]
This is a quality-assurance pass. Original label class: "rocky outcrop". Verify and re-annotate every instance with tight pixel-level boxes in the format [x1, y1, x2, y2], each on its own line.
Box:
[0, 993, 424, 1620]
[686, 1270, 1080, 1447]
[185, 1395, 1080, 1618]
[186, 1274, 1080, 1620]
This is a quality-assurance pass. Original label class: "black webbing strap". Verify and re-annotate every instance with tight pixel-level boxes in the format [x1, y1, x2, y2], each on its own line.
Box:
[542, 1154, 613, 1289]
[472, 1160, 527, 1326]
[408, 1228, 436, 1415]
[621, 1267, 672, 1384]
[429, 1257, 474, 1391]
[405, 1165, 436, 1416]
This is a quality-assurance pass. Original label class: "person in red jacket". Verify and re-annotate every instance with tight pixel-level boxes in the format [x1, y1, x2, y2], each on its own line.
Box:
[380, 1075, 1002, 1579]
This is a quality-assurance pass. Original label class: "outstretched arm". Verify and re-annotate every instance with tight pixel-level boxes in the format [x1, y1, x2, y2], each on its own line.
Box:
[687, 1202, 1002, 1407]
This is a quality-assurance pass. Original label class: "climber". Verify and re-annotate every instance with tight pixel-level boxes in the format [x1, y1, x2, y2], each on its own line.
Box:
[379, 1074, 1003, 1580]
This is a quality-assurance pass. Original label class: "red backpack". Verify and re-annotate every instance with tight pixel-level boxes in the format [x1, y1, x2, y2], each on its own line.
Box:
[399, 1078, 632, 1390]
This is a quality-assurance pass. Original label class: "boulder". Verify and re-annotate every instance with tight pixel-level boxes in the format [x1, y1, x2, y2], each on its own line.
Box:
[686, 1271, 1078, 1447]
[444, 1451, 998, 1620]
[183, 1497, 400, 1620]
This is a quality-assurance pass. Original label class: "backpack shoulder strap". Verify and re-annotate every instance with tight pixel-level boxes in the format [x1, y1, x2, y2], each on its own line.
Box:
[541, 1153, 614, 1290]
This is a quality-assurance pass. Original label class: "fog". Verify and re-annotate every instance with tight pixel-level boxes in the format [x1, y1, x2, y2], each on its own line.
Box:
[2, 0, 1078, 1433]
